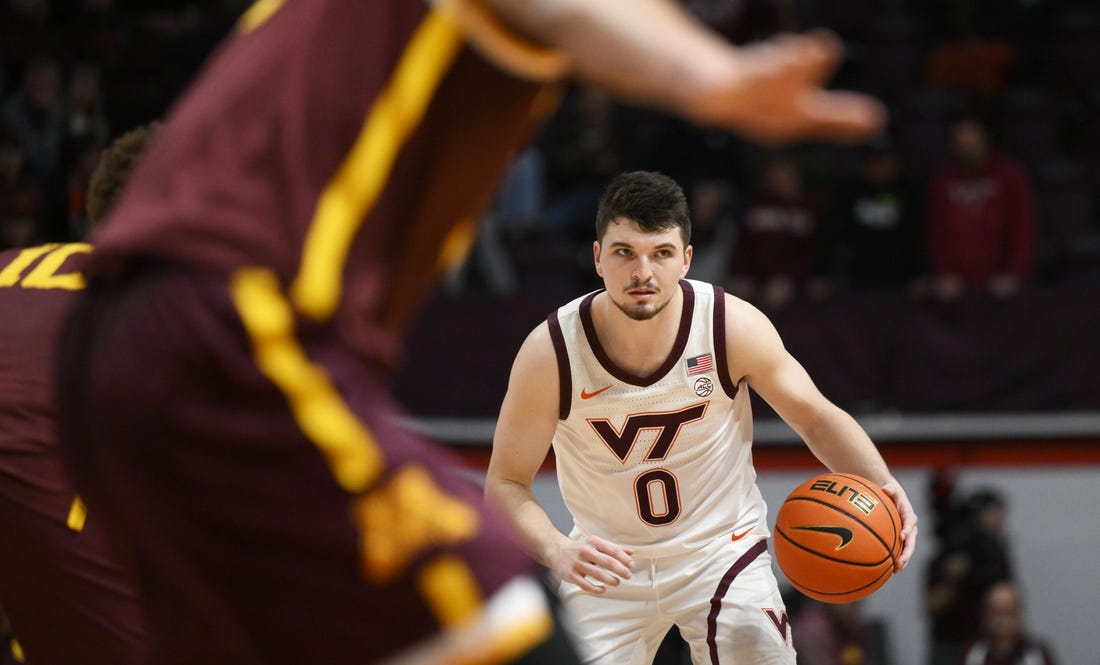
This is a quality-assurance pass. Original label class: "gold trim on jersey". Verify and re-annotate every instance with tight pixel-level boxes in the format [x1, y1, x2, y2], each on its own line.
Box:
[229, 267, 382, 492]
[435, 0, 571, 82]
[417, 555, 484, 627]
[237, 0, 285, 34]
[291, 11, 464, 322]
[66, 496, 87, 532]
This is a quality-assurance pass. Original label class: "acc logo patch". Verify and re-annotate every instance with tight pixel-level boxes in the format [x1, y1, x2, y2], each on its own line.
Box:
[694, 376, 714, 397]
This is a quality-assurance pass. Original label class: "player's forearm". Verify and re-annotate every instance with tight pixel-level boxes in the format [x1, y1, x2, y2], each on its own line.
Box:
[485, 477, 570, 568]
[802, 406, 893, 486]
[480, 0, 730, 121]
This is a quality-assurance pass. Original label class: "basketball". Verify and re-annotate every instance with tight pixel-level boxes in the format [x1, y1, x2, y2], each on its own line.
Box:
[773, 472, 901, 603]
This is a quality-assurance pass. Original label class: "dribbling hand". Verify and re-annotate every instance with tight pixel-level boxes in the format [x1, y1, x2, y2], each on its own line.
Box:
[880, 479, 919, 571]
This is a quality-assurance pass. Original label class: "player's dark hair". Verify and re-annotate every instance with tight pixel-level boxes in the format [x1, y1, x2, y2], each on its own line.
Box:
[86, 121, 162, 225]
[595, 171, 690, 245]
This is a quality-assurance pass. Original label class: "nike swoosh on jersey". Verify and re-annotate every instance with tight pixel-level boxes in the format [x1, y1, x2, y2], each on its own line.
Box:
[580, 385, 612, 399]
[731, 528, 753, 541]
[791, 525, 854, 550]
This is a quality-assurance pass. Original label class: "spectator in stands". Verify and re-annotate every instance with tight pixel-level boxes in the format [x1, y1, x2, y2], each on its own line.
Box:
[685, 177, 736, 284]
[729, 153, 827, 309]
[63, 62, 109, 152]
[791, 599, 893, 665]
[539, 86, 622, 242]
[961, 581, 1059, 665]
[826, 134, 926, 293]
[0, 183, 41, 250]
[1, 56, 65, 187]
[925, 488, 1013, 665]
[0, 0, 61, 80]
[927, 117, 1037, 302]
[0, 130, 29, 193]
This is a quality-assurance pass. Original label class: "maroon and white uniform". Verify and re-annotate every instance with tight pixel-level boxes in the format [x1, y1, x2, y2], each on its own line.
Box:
[548, 279, 795, 664]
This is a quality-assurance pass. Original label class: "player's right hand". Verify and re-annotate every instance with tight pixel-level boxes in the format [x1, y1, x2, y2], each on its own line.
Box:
[549, 534, 635, 594]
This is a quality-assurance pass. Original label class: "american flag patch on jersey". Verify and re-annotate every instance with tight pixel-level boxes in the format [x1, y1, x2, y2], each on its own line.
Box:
[686, 353, 713, 375]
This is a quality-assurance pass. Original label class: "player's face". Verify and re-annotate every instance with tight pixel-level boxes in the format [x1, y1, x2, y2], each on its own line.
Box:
[594, 218, 692, 321]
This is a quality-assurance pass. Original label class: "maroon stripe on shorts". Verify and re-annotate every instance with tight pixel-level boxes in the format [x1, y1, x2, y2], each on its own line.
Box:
[706, 539, 768, 665]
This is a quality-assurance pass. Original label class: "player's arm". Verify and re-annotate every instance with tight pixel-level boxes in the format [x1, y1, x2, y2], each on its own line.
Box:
[723, 295, 918, 569]
[486, 323, 634, 594]
[474, 0, 883, 142]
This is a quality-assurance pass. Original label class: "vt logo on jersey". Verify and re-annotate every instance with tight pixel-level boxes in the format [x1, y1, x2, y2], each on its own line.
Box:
[587, 402, 708, 526]
[587, 402, 708, 463]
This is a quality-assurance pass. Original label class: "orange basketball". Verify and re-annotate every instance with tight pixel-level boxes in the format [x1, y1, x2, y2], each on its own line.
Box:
[773, 472, 901, 603]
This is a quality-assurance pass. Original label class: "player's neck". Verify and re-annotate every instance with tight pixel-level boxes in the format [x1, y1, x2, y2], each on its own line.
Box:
[592, 288, 684, 376]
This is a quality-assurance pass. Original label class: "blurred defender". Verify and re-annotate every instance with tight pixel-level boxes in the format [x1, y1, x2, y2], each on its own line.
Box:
[0, 124, 158, 665]
[54, 1, 885, 663]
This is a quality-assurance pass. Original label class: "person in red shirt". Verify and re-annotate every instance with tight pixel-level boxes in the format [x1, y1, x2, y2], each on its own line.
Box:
[927, 117, 1037, 301]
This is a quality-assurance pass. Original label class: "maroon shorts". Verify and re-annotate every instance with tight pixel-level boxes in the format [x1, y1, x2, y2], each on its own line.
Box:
[0, 492, 148, 665]
[56, 268, 553, 664]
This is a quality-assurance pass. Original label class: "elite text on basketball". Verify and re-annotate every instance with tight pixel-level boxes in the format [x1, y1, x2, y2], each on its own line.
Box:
[808, 479, 879, 515]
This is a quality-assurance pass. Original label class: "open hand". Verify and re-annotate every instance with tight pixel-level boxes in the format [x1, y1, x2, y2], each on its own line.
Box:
[549, 534, 635, 594]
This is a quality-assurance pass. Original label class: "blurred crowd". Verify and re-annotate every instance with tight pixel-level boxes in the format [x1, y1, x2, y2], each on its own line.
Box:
[0, 0, 245, 250]
[4, 0, 1100, 309]
[464, 0, 1100, 306]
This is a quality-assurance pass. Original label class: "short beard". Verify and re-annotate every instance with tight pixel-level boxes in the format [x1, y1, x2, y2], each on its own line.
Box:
[612, 287, 672, 321]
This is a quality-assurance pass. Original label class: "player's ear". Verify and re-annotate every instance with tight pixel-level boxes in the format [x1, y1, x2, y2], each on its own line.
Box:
[593, 241, 603, 277]
[682, 244, 693, 276]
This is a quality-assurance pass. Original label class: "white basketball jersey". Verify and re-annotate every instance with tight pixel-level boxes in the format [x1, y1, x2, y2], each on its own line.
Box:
[548, 279, 769, 558]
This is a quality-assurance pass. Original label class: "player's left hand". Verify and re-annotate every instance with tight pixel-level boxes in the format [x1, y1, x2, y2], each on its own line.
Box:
[880, 478, 917, 571]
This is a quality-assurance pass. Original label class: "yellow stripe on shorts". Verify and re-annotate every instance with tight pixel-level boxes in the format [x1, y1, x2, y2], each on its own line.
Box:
[229, 267, 382, 492]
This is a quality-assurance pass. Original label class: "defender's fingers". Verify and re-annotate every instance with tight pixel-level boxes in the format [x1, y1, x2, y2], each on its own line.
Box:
[796, 90, 886, 142]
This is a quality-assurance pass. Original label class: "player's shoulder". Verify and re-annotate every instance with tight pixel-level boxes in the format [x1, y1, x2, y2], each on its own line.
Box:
[719, 289, 767, 324]
[717, 290, 781, 347]
[508, 320, 560, 387]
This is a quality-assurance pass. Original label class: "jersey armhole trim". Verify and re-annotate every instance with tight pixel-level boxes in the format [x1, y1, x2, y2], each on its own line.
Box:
[712, 286, 739, 400]
[547, 310, 571, 420]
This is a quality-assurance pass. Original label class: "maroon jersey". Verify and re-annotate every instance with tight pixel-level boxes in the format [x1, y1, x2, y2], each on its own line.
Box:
[0, 243, 89, 523]
[89, 0, 546, 363]
[0, 242, 149, 664]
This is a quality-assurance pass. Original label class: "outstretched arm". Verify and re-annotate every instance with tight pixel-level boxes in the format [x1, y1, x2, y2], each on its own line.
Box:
[476, 0, 884, 142]
[486, 323, 635, 594]
[724, 295, 918, 569]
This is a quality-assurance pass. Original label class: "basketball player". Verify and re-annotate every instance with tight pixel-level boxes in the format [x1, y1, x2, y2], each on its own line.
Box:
[0, 123, 159, 665]
[54, 1, 886, 663]
[486, 171, 918, 664]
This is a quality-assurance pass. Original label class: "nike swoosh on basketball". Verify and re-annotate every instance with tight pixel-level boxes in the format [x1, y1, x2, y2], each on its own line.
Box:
[580, 385, 612, 399]
[791, 525, 854, 550]
[730, 528, 753, 541]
